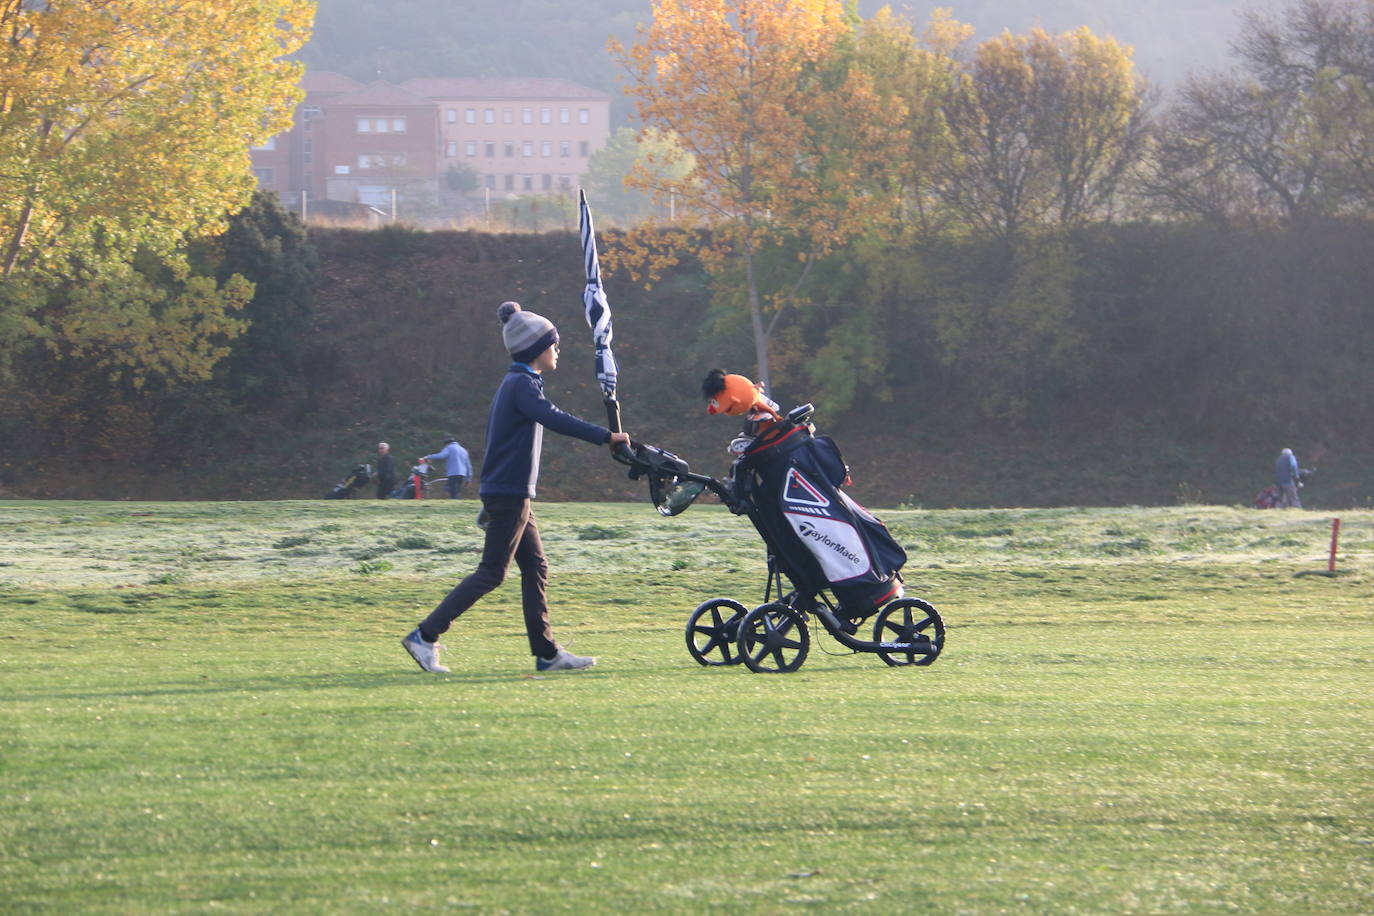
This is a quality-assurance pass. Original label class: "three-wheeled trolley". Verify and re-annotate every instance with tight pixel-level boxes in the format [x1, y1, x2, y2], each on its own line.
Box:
[617, 402, 947, 674]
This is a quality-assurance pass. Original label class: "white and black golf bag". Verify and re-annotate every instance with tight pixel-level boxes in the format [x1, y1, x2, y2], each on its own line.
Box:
[732, 425, 906, 618]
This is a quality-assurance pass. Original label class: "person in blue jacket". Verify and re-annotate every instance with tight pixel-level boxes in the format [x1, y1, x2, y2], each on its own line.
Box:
[421, 435, 471, 498]
[1274, 447, 1303, 508]
[402, 301, 630, 674]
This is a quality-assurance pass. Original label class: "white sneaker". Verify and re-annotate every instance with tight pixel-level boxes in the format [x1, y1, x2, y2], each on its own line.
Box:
[402, 628, 450, 673]
[536, 648, 596, 672]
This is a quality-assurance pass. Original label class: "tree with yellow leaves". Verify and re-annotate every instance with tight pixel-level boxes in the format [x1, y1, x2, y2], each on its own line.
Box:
[936, 26, 1146, 239]
[0, 0, 313, 383]
[612, 0, 905, 393]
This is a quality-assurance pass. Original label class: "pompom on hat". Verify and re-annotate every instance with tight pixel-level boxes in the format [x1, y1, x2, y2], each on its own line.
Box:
[497, 301, 559, 364]
[700, 368, 781, 419]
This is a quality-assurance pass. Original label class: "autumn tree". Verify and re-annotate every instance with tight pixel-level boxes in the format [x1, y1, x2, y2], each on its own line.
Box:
[1143, 0, 1374, 222]
[611, 0, 905, 393]
[0, 0, 313, 382]
[583, 126, 694, 227]
[841, 9, 965, 237]
[935, 26, 1147, 239]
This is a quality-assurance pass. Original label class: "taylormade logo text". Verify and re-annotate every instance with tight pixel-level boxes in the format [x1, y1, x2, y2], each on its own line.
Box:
[797, 522, 863, 566]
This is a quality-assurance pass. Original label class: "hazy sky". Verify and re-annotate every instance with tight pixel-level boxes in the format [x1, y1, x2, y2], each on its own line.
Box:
[303, 0, 1257, 99]
[873, 0, 1252, 85]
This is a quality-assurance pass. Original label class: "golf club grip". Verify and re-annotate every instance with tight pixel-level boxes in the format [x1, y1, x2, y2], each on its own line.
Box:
[604, 396, 635, 462]
[604, 396, 622, 434]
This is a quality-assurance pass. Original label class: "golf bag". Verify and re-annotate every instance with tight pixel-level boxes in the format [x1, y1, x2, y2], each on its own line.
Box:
[732, 424, 906, 619]
[325, 463, 372, 499]
[391, 461, 432, 499]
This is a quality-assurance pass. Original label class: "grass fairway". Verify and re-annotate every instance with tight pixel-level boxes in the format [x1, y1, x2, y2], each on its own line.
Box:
[2, 499, 1372, 913]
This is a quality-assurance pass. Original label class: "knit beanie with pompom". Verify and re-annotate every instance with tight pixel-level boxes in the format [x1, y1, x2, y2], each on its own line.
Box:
[497, 301, 559, 364]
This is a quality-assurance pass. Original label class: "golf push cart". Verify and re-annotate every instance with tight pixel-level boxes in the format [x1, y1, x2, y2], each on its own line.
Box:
[613, 402, 946, 674]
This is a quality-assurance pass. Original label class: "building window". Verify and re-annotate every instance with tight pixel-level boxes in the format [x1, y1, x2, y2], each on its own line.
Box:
[504, 174, 514, 190]
[302, 138, 312, 165]
[392, 118, 406, 133]
[485, 174, 496, 189]
[503, 108, 513, 124]
[522, 141, 533, 157]
[465, 141, 477, 156]
[559, 141, 570, 158]
[485, 142, 495, 157]
[504, 141, 514, 158]
[358, 185, 390, 207]
[559, 107, 569, 124]
[359, 153, 405, 169]
[540, 107, 551, 124]
[579, 141, 589, 157]
[542, 174, 552, 190]
[521, 107, 532, 124]
[334, 164, 350, 175]
[578, 108, 590, 124]
[484, 108, 495, 124]
[522, 175, 533, 191]
[251, 136, 276, 151]
[357, 117, 371, 133]
[446, 141, 457, 157]
[465, 108, 476, 124]
[374, 119, 390, 134]
[541, 141, 552, 157]
[447, 108, 456, 123]
[558, 174, 572, 189]
[253, 167, 275, 186]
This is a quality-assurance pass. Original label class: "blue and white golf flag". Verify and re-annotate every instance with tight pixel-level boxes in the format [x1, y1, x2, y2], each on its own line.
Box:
[579, 189, 618, 401]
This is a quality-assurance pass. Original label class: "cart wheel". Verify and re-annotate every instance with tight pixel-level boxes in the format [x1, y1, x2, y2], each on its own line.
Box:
[873, 597, 945, 667]
[685, 598, 747, 666]
[738, 602, 809, 673]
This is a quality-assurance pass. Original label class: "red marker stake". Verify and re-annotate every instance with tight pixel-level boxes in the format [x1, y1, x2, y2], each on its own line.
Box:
[1329, 517, 1341, 573]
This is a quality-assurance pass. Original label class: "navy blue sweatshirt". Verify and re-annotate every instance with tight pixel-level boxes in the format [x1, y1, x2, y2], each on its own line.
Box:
[479, 363, 610, 498]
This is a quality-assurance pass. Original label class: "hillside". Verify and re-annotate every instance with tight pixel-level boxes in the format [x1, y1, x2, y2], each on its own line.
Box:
[4, 218, 1371, 507]
[10, 224, 1360, 510]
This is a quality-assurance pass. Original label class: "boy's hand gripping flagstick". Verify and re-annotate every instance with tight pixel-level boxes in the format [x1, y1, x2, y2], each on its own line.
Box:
[579, 189, 633, 462]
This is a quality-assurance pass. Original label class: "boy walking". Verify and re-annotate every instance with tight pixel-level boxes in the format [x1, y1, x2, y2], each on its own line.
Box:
[402, 301, 630, 673]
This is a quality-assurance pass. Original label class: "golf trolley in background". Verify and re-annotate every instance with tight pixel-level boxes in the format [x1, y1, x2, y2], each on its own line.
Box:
[615, 404, 946, 674]
[325, 463, 372, 499]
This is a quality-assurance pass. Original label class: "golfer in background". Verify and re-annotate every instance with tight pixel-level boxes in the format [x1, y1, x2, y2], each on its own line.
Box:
[402, 301, 630, 673]
[421, 434, 471, 498]
[1275, 447, 1303, 508]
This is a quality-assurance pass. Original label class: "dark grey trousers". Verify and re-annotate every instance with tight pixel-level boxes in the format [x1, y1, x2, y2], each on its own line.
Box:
[418, 495, 556, 658]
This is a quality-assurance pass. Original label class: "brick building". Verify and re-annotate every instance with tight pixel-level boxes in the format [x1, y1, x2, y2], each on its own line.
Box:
[249, 70, 611, 221]
[400, 78, 612, 196]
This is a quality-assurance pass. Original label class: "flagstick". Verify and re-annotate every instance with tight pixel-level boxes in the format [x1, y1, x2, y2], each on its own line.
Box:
[1328, 517, 1340, 573]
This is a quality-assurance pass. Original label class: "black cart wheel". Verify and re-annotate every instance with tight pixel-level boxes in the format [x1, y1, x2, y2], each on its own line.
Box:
[873, 597, 945, 667]
[685, 598, 747, 666]
[738, 602, 810, 673]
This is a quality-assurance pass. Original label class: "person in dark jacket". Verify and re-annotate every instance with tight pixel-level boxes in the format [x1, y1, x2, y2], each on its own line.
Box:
[401, 301, 630, 674]
[375, 442, 396, 499]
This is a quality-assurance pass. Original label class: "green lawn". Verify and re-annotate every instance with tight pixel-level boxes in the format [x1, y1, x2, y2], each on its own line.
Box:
[2, 500, 1372, 913]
